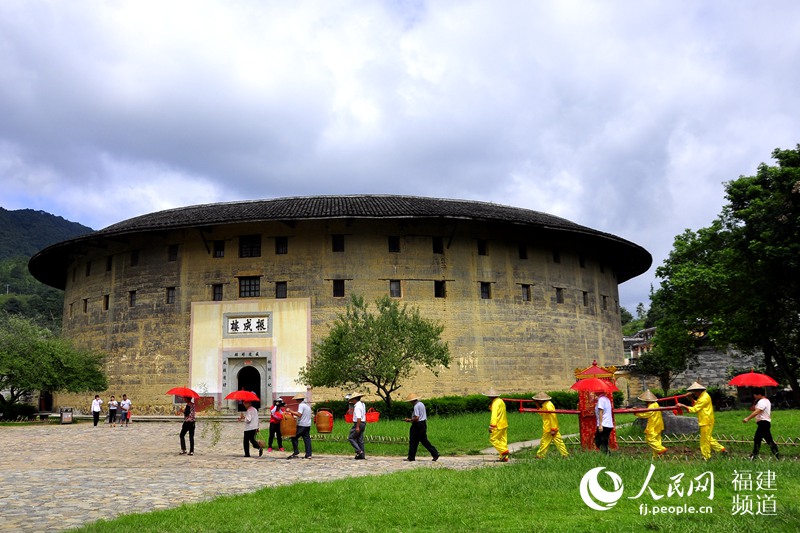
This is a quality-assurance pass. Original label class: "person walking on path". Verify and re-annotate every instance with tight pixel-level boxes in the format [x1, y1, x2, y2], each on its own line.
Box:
[680, 381, 727, 459]
[180, 396, 196, 456]
[267, 399, 285, 452]
[119, 394, 131, 427]
[403, 393, 440, 462]
[348, 392, 367, 460]
[239, 400, 263, 457]
[285, 393, 312, 459]
[532, 392, 568, 459]
[743, 387, 780, 460]
[633, 390, 667, 459]
[594, 389, 614, 454]
[107, 396, 118, 427]
[90, 395, 103, 427]
[485, 389, 509, 462]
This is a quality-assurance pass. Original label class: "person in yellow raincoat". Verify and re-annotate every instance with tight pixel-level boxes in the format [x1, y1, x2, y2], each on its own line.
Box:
[633, 390, 667, 458]
[532, 392, 568, 458]
[680, 381, 727, 459]
[485, 389, 509, 462]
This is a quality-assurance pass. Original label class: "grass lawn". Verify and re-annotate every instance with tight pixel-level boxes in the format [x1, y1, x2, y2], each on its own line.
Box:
[75, 408, 800, 532]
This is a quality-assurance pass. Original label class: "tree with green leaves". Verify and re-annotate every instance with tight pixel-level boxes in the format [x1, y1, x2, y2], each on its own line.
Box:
[0, 313, 107, 406]
[298, 295, 450, 409]
[651, 145, 800, 401]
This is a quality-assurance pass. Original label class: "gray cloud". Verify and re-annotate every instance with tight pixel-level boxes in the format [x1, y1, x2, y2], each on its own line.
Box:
[2, 0, 799, 311]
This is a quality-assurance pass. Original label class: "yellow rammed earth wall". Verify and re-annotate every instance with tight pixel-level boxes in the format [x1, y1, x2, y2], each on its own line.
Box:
[53, 217, 625, 414]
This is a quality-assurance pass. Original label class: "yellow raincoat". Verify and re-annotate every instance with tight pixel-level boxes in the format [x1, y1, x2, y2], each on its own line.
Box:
[536, 401, 568, 458]
[686, 391, 726, 459]
[489, 397, 509, 459]
[634, 401, 667, 458]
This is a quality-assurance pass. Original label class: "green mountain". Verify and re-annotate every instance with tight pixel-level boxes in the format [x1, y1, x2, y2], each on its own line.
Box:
[0, 207, 94, 325]
[0, 207, 93, 261]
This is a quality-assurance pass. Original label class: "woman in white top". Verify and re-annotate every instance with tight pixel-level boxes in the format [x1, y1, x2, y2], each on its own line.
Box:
[107, 396, 118, 427]
[90, 395, 103, 427]
[743, 387, 780, 459]
[239, 400, 263, 457]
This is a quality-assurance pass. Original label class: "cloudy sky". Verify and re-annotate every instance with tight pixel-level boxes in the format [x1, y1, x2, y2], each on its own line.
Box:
[2, 1, 799, 311]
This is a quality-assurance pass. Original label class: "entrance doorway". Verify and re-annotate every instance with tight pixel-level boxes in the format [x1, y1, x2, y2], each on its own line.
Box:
[236, 366, 262, 411]
[38, 391, 53, 412]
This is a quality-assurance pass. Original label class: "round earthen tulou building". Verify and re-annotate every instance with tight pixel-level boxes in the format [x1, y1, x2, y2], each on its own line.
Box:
[29, 195, 651, 413]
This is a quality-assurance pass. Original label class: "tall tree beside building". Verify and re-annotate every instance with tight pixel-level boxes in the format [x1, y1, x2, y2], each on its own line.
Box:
[652, 145, 800, 401]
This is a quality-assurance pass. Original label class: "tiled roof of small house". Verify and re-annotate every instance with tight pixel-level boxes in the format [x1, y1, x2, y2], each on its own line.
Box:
[28, 195, 652, 288]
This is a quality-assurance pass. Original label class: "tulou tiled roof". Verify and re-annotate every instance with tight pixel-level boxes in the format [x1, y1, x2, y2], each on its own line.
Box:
[29, 195, 652, 288]
[100, 195, 593, 233]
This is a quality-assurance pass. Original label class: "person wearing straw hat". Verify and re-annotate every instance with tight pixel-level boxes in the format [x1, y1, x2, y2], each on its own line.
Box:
[403, 393, 440, 462]
[348, 392, 367, 460]
[484, 389, 509, 462]
[285, 393, 312, 459]
[680, 381, 727, 459]
[634, 390, 667, 459]
[531, 392, 568, 458]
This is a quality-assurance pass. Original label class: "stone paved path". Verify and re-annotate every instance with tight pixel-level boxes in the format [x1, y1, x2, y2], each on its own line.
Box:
[0, 422, 496, 532]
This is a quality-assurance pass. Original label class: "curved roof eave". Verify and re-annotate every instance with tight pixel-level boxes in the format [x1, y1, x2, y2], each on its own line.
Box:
[28, 195, 652, 289]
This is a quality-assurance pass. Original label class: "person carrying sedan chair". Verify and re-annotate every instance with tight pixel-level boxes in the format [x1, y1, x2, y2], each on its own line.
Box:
[484, 389, 509, 462]
[680, 381, 727, 460]
[633, 390, 667, 459]
[532, 392, 568, 459]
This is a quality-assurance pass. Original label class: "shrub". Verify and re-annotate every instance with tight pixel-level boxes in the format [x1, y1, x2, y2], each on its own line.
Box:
[312, 389, 614, 419]
[0, 402, 37, 421]
[548, 391, 579, 410]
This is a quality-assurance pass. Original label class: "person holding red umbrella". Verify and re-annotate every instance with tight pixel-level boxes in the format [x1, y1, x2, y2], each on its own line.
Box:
[180, 396, 196, 456]
[743, 388, 780, 460]
[594, 388, 614, 454]
[680, 382, 727, 459]
[239, 400, 263, 458]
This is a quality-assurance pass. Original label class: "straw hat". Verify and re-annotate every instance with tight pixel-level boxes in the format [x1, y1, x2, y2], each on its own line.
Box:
[686, 381, 706, 392]
[532, 392, 552, 402]
[405, 393, 420, 402]
[292, 393, 306, 400]
[637, 390, 658, 402]
[348, 392, 365, 400]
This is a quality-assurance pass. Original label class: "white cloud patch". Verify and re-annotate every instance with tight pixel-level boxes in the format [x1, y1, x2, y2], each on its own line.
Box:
[2, 0, 800, 310]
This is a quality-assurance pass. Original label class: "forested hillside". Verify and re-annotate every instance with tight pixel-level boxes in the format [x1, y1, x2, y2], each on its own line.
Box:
[0, 207, 94, 325]
[0, 207, 92, 260]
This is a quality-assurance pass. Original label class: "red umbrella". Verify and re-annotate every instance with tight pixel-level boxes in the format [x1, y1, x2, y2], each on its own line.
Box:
[166, 387, 200, 399]
[224, 390, 260, 402]
[570, 378, 619, 393]
[728, 369, 779, 388]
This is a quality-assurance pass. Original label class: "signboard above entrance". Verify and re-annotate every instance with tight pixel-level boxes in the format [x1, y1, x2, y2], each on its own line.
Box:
[223, 313, 272, 338]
